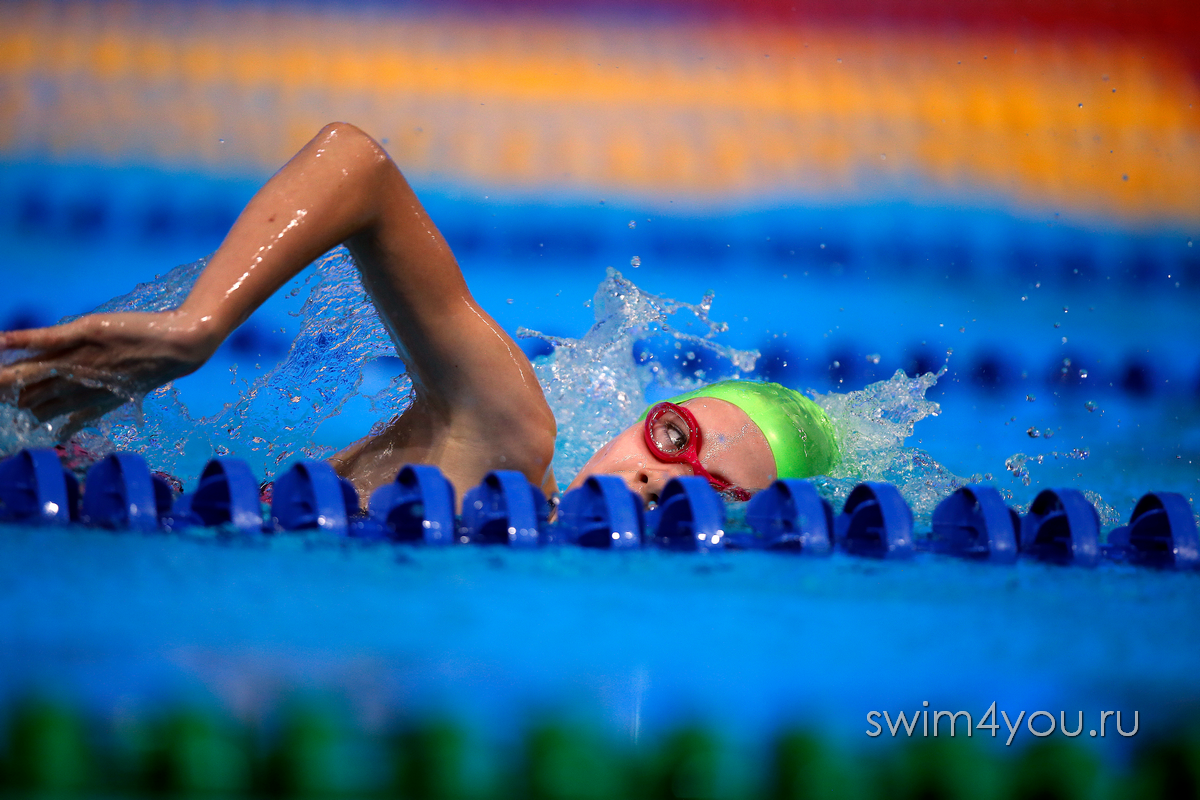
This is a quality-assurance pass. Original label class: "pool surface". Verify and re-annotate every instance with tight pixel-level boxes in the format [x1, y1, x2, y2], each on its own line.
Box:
[2, 4, 1199, 792]
[2, 512, 1198, 744]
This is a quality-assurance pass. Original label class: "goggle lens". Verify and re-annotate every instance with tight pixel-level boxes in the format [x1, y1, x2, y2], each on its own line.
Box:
[648, 407, 693, 456]
[643, 401, 753, 502]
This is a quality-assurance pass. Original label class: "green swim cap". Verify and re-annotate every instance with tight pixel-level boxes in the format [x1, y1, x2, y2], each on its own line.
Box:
[646, 380, 839, 479]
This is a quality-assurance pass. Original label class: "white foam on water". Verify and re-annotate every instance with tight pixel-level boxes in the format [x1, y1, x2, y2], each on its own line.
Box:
[519, 267, 757, 482]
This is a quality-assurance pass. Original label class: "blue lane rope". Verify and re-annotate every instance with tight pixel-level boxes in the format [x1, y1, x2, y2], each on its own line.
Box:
[0, 448, 1196, 569]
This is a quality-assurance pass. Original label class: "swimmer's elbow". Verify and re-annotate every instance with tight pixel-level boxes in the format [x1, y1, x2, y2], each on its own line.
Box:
[316, 122, 396, 173]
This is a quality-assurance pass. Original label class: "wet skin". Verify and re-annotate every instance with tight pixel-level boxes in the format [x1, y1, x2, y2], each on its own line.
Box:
[567, 396, 777, 504]
[0, 122, 772, 508]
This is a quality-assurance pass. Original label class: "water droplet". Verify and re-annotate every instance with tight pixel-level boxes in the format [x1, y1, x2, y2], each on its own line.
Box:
[1062, 306, 1069, 313]
[630, 256, 641, 268]
[506, 298, 514, 304]
[1043, 429, 1054, 439]
[1078, 102, 1083, 108]
[866, 353, 881, 364]
[1122, 174, 1129, 181]
[1085, 400, 1098, 412]
[1027, 427, 1041, 438]
[1054, 322, 1061, 328]
[628, 220, 637, 229]
[1079, 369, 1088, 378]
[832, 360, 841, 369]
[218, 138, 225, 143]
[1027, 394, 1036, 402]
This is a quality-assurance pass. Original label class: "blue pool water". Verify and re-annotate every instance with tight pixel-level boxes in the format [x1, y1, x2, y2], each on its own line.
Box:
[2, 524, 1198, 749]
[2, 160, 1199, 755]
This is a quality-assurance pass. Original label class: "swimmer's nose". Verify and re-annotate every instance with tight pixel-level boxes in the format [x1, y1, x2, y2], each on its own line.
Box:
[631, 465, 675, 505]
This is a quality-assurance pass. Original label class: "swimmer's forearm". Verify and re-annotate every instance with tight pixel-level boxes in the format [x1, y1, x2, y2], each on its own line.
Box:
[175, 123, 395, 347]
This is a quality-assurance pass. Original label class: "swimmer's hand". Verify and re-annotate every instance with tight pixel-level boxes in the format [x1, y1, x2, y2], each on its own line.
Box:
[0, 311, 218, 436]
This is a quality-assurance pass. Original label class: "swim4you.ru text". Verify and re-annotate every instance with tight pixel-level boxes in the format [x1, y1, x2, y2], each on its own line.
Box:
[866, 702, 1139, 746]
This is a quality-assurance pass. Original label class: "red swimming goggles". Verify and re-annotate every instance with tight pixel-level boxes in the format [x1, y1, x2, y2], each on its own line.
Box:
[643, 401, 752, 502]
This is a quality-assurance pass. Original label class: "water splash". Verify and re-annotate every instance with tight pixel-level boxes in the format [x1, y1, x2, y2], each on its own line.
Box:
[2, 255, 1121, 531]
[0, 258, 212, 455]
[2, 247, 409, 483]
[519, 268, 758, 481]
[1003, 450, 1121, 527]
[807, 368, 978, 523]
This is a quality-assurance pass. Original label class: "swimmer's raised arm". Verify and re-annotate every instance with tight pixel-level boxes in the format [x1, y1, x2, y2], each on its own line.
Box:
[0, 122, 556, 498]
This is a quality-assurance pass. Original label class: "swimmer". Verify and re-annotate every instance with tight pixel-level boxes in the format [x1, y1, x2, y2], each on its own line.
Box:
[0, 123, 837, 506]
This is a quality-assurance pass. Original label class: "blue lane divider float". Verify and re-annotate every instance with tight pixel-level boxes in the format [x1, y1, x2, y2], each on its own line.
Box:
[930, 485, 1019, 563]
[3, 449, 1199, 571]
[1020, 488, 1101, 567]
[737, 479, 833, 553]
[270, 460, 360, 535]
[459, 470, 547, 546]
[1105, 492, 1199, 570]
[367, 464, 456, 544]
[170, 457, 263, 534]
[834, 481, 914, 559]
[647, 476, 726, 552]
[555, 474, 643, 549]
[81, 453, 174, 531]
[0, 448, 79, 525]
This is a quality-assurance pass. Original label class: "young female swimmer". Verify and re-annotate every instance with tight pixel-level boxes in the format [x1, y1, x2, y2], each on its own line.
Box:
[0, 123, 838, 506]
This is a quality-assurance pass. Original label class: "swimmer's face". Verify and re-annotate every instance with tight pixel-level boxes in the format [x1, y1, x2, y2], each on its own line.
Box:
[568, 397, 776, 505]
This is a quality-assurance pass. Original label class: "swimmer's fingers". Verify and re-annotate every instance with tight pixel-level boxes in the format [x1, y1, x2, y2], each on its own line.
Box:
[27, 386, 123, 428]
[0, 361, 57, 403]
[0, 362, 87, 402]
[54, 407, 114, 441]
[12, 376, 60, 410]
[0, 320, 89, 355]
[0, 364, 117, 415]
[20, 378, 108, 416]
